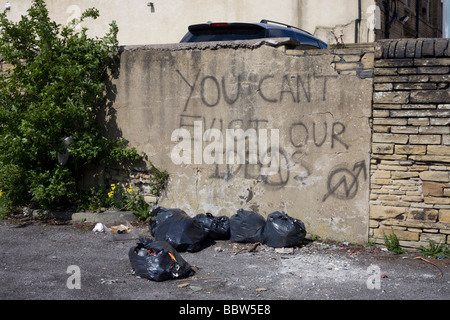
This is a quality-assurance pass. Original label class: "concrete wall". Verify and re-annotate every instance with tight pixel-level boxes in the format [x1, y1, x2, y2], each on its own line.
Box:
[370, 38, 450, 249]
[110, 41, 374, 244]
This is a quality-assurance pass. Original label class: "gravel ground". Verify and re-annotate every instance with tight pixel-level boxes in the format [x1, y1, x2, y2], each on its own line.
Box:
[1, 216, 449, 304]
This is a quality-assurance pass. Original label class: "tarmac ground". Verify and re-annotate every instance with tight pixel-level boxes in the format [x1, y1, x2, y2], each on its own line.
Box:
[1, 214, 449, 313]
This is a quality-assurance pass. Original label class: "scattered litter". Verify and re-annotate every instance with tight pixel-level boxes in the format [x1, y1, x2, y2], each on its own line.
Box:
[275, 247, 294, 255]
[214, 246, 223, 253]
[129, 238, 195, 282]
[248, 242, 261, 253]
[189, 285, 202, 292]
[256, 287, 267, 292]
[92, 223, 104, 232]
[263, 211, 306, 248]
[230, 209, 265, 243]
[109, 224, 131, 234]
[233, 242, 261, 255]
[104, 221, 139, 241]
[381, 274, 388, 278]
[177, 282, 190, 288]
[100, 279, 122, 285]
[413, 256, 444, 278]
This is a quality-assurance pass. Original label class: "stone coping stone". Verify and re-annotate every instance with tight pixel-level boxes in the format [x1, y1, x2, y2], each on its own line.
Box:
[375, 38, 450, 60]
[71, 211, 139, 224]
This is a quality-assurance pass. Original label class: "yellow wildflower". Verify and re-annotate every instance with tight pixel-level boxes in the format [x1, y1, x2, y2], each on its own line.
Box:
[0, 189, 2, 197]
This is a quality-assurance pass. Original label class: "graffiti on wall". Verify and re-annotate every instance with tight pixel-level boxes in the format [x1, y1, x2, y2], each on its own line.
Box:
[171, 69, 367, 200]
[176, 69, 339, 112]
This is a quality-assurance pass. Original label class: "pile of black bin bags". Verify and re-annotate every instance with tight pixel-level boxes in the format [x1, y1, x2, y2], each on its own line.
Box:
[129, 207, 306, 281]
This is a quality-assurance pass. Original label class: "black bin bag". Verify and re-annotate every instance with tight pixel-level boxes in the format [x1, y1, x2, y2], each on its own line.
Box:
[263, 211, 307, 248]
[194, 213, 230, 240]
[149, 207, 211, 252]
[230, 209, 266, 243]
[129, 238, 195, 282]
[149, 207, 185, 237]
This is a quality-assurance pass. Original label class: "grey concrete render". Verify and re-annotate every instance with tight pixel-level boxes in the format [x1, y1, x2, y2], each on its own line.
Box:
[110, 40, 373, 244]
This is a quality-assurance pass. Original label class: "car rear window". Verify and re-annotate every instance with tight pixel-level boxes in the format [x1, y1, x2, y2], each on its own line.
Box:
[266, 28, 296, 38]
[182, 23, 266, 42]
[295, 35, 321, 49]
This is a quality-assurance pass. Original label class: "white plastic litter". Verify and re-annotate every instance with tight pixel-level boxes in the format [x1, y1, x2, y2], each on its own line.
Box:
[93, 223, 105, 232]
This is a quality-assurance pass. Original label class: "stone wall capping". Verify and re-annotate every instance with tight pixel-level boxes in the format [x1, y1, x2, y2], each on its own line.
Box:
[375, 39, 450, 60]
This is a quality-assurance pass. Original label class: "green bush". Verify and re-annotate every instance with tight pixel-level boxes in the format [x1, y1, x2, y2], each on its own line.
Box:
[0, 0, 144, 215]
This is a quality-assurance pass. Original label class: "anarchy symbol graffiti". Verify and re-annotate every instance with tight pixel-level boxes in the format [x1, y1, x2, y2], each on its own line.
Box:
[322, 160, 367, 202]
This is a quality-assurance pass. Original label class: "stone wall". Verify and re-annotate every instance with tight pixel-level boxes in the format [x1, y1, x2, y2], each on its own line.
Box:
[3, 37, 450, 248]
[370, 38, 450, 249]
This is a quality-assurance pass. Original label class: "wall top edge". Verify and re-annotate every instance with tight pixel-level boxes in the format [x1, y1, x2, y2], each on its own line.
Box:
[119, 37, 299, 53]
[375, 38, 450, 60]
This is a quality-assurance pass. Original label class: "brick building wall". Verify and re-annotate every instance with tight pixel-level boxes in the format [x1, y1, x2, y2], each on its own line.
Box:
[370, 38, 450, 249]
[376, 0, 443, 40]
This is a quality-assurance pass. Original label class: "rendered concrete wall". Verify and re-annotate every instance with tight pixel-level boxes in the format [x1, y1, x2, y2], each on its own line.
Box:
[110, 41, 374, 244]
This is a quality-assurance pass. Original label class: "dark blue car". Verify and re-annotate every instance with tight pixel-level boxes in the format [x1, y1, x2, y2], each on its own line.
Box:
[180, 19, 327, 49]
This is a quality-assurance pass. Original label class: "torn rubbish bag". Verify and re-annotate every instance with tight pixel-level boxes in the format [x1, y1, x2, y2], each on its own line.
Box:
[194, 213, 230, 240]
[129, 238, 194, 282]
[150, 207, 211, 252]
[230, 209, 265, 243]
[263, 211, 306, 248]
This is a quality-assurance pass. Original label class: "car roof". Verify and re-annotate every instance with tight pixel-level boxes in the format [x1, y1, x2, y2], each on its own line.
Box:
[189, 20, 312, 35]
[185, 19, 327, 48]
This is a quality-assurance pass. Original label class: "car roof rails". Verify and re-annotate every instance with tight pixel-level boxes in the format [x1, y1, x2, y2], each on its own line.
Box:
[260, 19, 312, 35]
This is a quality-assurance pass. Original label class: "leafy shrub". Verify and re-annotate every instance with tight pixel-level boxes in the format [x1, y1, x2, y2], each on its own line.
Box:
[0, 0, 145, 214]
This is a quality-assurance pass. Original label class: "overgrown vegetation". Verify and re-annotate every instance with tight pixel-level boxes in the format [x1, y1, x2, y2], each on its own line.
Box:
[0, 0, 166, 219]
[76, 183, 154, 220]
[420, 240, 450, 259]
[383, 228, 404, 254]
